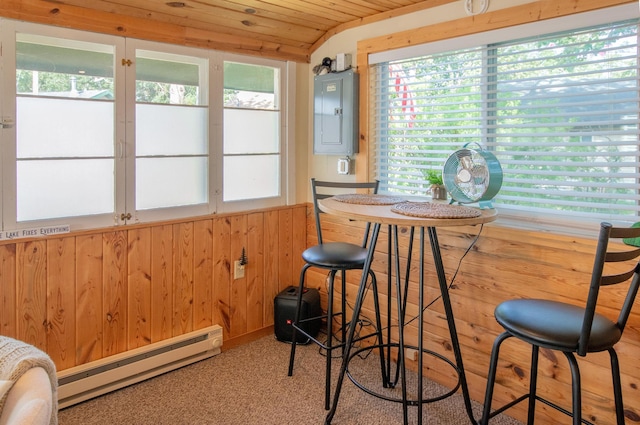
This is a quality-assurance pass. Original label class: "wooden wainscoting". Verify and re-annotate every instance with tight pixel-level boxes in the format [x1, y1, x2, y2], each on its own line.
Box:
[305, 211, 640, 425]
[0, 205, 306, 371]
[2, 203, 638, 424]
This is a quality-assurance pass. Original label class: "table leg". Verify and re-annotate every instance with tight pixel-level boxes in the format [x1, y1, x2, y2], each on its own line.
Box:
[418, 227, 426, 422]
[394, 226, 410, 424]
[324, 223, 382, 425]
[388, 225, 415, 390]
[427, 227, 476, 423]
[386, 225, 394, 387]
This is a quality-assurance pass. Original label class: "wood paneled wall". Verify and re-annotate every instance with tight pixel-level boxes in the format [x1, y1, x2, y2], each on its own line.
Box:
[306, 213, 640, 425]
[0, 205, 306, 371]
[1, 203, 638, 425]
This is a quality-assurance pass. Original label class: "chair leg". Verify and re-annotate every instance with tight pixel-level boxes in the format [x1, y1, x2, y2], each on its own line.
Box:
[563, 352, 582, 425]
[608, 348, 625, 425]
[480, 332, 512, 425]
[288, 264, 311, 377]
[324, 269, 338, 410]
[340, 269, 347, 356]
[527, 345, 540, 425]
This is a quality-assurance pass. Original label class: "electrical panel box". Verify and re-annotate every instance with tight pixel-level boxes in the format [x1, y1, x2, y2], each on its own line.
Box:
[313, 69, 358, 155]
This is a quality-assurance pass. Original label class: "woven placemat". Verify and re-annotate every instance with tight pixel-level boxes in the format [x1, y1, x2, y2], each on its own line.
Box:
[333, 194, 407, 205]
[391, 202, 482, 219]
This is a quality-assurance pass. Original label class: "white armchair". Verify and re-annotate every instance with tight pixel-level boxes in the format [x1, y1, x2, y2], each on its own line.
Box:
[0, 337, 57, 425]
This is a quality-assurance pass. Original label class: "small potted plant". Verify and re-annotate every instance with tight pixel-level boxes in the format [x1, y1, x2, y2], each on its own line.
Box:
[426, 169, 447, 200]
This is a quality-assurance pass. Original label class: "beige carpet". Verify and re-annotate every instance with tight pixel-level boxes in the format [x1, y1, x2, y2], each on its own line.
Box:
[58, 334, 523, 425]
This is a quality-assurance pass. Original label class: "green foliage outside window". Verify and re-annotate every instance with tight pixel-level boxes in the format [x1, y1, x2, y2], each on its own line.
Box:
[379, 20, 639, 221]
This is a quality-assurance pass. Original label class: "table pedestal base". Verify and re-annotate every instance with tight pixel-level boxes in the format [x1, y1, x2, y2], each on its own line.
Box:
[346, 343, 461, 405]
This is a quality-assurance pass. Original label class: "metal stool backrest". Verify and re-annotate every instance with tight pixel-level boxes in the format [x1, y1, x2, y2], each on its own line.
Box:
[579, 222, 640, 355]
[310, 178, 379, 247]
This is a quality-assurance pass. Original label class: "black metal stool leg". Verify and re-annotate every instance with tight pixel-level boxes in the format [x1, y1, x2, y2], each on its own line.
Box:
[340, 269, 347, 356]
[527, 346, 539, 425]
[480, 332, 512, 425]
[288, 264, 311, 377]
[324, 269, 337, 410]
[609, 349, 625, 425]
[564, 352, 582, 425]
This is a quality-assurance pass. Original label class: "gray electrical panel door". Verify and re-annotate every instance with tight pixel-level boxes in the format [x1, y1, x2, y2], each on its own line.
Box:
[313, 70, 358, 155]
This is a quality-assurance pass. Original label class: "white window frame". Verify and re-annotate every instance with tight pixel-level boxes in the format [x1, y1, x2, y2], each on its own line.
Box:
[125, 38, 217, 224]
[216, 52, 293, 214]
[0, 19, 294, 234]
[0, 20, 126, 231]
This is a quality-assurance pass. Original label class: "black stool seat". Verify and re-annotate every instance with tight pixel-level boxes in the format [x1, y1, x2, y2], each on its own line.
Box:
[496, 299, 622, 352]
[302, 242, 368, 269]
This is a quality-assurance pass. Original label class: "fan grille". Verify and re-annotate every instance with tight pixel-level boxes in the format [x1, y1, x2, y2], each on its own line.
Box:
[443, 148, 502, 203]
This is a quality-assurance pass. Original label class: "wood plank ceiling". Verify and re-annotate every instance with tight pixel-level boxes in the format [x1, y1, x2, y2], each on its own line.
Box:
[3, 0, 458, 62]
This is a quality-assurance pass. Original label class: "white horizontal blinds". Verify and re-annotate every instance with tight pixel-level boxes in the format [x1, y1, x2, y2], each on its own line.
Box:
[374, 18, 640, 223]
[489, 20, 640, 222]
[374, 47, 486, 196]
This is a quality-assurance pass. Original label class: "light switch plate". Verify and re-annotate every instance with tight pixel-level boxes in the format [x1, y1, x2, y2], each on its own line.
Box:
[234, 260, 245, 279]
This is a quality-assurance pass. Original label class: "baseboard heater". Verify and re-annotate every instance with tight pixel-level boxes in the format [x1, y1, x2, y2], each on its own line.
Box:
[57, 325, 223, 409]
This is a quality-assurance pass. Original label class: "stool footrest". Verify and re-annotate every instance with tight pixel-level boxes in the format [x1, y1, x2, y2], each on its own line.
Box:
[292, 322, 382, 351]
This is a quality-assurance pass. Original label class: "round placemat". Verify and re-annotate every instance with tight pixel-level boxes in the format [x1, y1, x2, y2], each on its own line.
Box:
[391, 202, 482, 219]
[333, 194, 407, 205]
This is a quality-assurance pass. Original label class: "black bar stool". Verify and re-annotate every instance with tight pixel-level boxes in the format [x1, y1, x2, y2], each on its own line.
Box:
[287, 178, 386, 410]
[480, 222, 640, 425]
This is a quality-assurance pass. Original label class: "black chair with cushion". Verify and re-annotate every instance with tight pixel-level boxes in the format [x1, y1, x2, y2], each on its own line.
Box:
[480, 222, 640, 425]
[288, 178, 386, 411]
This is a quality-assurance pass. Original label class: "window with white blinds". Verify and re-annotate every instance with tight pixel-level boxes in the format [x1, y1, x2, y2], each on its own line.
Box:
[373, 18, 640, 226]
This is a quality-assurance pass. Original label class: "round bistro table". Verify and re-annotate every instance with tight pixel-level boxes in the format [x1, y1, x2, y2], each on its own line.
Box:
[319, 196, 497, 425]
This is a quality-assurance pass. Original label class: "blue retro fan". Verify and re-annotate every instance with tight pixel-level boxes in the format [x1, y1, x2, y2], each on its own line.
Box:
[443, 143, 503, 208]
